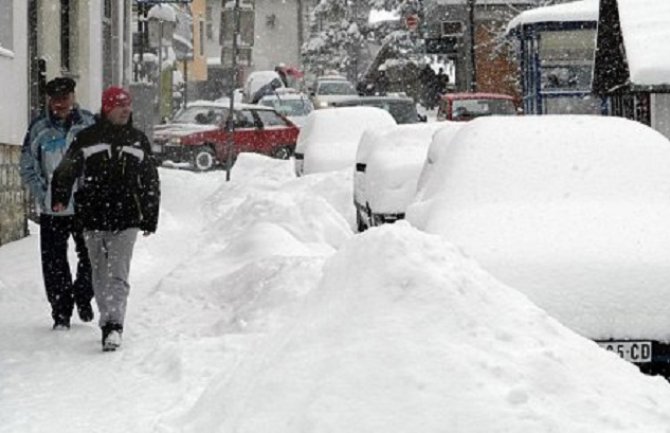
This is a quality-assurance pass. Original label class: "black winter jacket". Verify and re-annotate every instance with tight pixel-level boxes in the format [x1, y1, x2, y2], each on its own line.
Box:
[51, 117, 160, 233]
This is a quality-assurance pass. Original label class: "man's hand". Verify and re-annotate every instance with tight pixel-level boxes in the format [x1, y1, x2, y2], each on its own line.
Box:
[52, 203, 66, 212]
[142, 231, 153, 237]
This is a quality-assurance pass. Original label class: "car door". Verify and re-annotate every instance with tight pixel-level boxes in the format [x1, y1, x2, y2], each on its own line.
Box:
[252, 109, 298, 156]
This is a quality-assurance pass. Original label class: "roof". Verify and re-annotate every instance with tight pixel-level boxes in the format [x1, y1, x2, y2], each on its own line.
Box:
[186, 100, 274, 111]
[506, 0, 599, 34]
[593, 0, 670, 91]
[618, 0, 670, 87]
[441, 92, 515, 101]
[331, 96, 414, 105]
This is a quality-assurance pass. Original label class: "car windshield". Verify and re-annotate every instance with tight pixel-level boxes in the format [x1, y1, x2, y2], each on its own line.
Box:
[317, 81, 356, 95]
[259, 98, 312, 116]
[173, 106, 228, 125]
[452, 98, 516, 118]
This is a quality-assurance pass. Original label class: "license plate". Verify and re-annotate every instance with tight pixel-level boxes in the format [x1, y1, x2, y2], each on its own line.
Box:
[597, 341, 652, 363]
[151, 144, 163, 153]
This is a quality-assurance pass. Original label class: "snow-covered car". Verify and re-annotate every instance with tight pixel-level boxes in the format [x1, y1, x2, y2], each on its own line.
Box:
[294, 106, 396, 177]
[407, 115, 670, 377]
[257, 89, 314, 128]
[330, 95, 424, 124]
[152, 101, 299, 171]
[353, 122, 451, 232]
[310, 77, 358, 109]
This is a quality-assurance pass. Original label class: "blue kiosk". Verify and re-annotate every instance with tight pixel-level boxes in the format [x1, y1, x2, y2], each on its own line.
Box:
[506, 0, 604, 115]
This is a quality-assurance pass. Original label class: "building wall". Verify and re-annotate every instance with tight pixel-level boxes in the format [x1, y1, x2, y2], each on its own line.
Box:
[0, 0, 29, 245]
[253, 0, 301, 71]
[38, 0, 103, 111]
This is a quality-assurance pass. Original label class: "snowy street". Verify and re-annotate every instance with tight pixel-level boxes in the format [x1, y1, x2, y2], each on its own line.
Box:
[3, 155, 670, 433]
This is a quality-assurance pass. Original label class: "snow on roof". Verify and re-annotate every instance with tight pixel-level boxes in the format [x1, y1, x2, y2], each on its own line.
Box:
[618, 0, 670, 86]
[147, 4, 177, 22]
[506, 0, 599, 34]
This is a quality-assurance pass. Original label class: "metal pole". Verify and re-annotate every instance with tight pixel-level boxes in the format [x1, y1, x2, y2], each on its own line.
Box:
[158, 20, 164, 122]
[225, 0, 241, 182]
[467, 0, 477, 92]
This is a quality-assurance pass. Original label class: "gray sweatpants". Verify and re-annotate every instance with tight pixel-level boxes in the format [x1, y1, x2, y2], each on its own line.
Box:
[84, 229, 139, 328]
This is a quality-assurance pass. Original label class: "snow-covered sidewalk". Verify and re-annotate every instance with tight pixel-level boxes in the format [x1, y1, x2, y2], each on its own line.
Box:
[2, 155, 670, 433]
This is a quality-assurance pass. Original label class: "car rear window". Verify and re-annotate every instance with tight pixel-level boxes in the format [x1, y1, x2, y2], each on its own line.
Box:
[452, 99, 516, 118]
[255, 110, 289, 127]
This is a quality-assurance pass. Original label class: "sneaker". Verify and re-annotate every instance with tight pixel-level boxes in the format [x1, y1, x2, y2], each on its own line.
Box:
[101, 323, 123, 352]
[76, 302, 94, 323]
[52, 318, 71, 331]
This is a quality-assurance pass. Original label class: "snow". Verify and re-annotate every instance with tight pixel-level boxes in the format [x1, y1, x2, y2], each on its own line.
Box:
[407, 115, 670, 340]
[297, 106, 396, 175]
[355, 122, 449, 216]
[617, 0, 670, 86]
[3, 148, 670, 431]
[506, 0, 599, 34]
[147, 4, 177, 22]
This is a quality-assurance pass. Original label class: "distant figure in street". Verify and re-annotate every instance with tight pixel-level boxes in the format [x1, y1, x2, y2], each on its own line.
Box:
[51, 86, 161, 352]
[375, 65, 390, 96]
[20, 77, 95, 331]
[252, 78, 283, 104]
[419, 64, 437, 110]
[275, 63, 289, 87]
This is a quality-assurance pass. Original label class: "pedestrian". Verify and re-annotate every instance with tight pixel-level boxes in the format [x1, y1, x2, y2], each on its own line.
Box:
[20, 77, 95, 331]
[51, 86, 161, 352]
[419, 64, 436, 110]
[375, 65, 390, 96]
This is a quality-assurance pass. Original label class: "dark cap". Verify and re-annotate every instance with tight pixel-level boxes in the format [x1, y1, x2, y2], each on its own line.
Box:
[46, 77, 76, 97]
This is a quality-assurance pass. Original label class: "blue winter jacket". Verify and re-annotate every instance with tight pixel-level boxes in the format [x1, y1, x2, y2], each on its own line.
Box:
[19, 106, 95, 216]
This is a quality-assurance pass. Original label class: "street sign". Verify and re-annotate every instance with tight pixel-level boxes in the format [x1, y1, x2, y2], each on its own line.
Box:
[425, 37, 460, 55]
[405, 14, 419, 31]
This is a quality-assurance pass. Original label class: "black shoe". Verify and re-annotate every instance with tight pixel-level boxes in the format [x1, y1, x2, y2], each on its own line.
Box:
[76, 302, 94, 322]
[101, 323, 123, 352]
[52, 318, 71, 331]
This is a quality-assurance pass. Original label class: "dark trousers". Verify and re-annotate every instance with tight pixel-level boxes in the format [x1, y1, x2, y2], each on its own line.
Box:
[39, 214, 93, 322]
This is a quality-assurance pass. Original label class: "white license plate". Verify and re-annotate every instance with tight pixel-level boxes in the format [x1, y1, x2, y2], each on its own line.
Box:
[597, 341, 652, 363]
[151, 144, 163, 153]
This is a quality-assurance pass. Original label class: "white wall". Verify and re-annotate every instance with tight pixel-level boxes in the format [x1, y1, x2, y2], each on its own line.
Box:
[252, 0, 301, 71]
[78, 0, 103, 111]
[0, 0, 28, 146]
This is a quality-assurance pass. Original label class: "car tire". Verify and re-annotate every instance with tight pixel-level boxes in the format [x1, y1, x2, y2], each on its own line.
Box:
[272, 146, 292, 160]
[193, 146, 216, 171]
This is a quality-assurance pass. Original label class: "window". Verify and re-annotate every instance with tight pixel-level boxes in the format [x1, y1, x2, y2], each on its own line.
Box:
[0, 2, 13, 52]
[255, 110, 288, 127]
[199, 19, 205, 56]
[60, 0, 78, 72]
[206, 5, 213, 40]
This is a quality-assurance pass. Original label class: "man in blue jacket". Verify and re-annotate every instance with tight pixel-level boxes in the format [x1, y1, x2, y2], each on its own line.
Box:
[20, 77, 96, 330]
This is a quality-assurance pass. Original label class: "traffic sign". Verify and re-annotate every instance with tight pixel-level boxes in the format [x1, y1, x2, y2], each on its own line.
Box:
[405, 14, 419, 31]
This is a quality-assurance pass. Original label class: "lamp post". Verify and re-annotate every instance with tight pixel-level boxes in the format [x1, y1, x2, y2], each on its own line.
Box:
[225, 0, 241, 182]
[467, 0, 477, 92]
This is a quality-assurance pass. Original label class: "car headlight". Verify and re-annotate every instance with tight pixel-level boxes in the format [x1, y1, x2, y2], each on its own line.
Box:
[319, 101, 329, 108]
[169, 137, 182, 145]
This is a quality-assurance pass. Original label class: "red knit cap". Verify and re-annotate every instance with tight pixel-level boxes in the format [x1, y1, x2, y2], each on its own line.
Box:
[101, 86, 132, 114]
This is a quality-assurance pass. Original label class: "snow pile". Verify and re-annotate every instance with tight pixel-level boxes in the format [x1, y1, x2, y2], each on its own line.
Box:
[167, 221, 670, 433]
[506, 0, 599, 34]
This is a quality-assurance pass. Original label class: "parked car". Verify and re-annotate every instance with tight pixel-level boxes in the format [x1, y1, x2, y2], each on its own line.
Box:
[152, 101, 299, 171]
[330, 95, 425, 124]
[310, 77, 358, 109]
[436, 92, 517, 121]
[407, 115, 670, 378]
[294, 106, 396, 177]
[257, 89, 314, 128]
[353, 122, 450, 232]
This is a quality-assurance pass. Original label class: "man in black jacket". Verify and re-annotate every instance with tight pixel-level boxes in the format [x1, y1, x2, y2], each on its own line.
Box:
[51, 86, 160, 352]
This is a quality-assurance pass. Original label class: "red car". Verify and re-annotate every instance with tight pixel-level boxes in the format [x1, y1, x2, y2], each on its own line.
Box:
[152, 101, 300, 170]
[436, 93, 518, 121]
